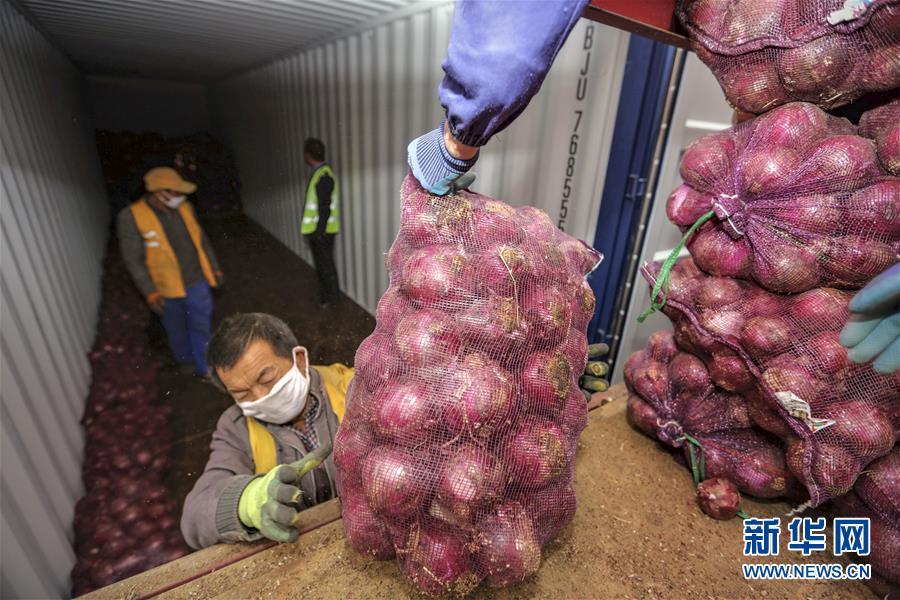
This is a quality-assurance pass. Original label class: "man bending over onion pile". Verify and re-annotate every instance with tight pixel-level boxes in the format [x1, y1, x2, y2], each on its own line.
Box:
[181, 313, 352, 549]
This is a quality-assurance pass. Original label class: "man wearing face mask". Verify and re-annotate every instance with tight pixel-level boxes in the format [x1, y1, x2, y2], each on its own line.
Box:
[180, 312, 353, 549]
[116, 166, 224, 378]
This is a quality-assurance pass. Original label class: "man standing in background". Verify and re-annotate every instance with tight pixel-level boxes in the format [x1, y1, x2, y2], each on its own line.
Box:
[117, 166, 224, 377]
[301, 138, 341, 308]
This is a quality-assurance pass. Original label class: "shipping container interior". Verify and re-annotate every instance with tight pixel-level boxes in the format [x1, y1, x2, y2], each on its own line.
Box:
[3, 0, 894, 598]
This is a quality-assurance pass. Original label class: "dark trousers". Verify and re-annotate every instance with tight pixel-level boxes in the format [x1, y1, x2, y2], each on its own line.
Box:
[306, 234, 340, 304]
[161, 281, 212, 376]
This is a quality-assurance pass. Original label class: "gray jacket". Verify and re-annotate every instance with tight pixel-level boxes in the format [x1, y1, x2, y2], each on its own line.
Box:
[181, 368, 340, 550]
[116, 200, 221, 298]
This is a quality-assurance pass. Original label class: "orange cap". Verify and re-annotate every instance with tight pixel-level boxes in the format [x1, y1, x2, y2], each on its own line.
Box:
[144, 167, 197, 194]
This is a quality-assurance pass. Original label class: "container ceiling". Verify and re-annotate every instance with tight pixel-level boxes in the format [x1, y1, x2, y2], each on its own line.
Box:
[16, 0, 414, 81]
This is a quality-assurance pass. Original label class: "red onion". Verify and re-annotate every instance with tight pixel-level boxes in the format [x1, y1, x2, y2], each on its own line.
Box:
[750, 242, 820, 293]
[628, 360, 668, 404]
[513, 479, 577, 545]
[847, 181, 900, 238]
[434, 445, 506, 523]
[797, 135, 879, 185]
[341, 485, 395, 560]
[647, 329, 678, 361]
[752, 102, 828, 149]
[571, 279, 596, 332]
[457, 295, 530, 359]
[708, 353, 753, 392]
[473, 198, 524, 245]
[827, 401, 895, 461]
[522, 285, 571, 344]
[779, 36, 852, 95]
[746, 390, 793, 439]
[811, 442, 859, 497]
[362, 447, 426, 521]
[443, 354, 514, 439]
[680, 133, 735, 189]
[374, 286, 413, 331]
[334, 423, 375, 481]
[505, 419, 569, 488]
[722, 61, 785, 114]
[521, 351, 572, 416]
[626, 395, 659, 436]
[790, 288, 850, 333]
[399, 524, 480, 597]
[740, 316, 794, 360]
[696, 478, 740, 520]
[373, 381, 439, 444]
[824, 236, 897, 287]
[400, 246, 474, 306]
[393, 309, 460, 367]
[473, 244, 534, 296]
[475, 501, 541, 587]
[696, 277, 743, 310]
[738, 146, 801, 197]
[688, 228, 751, 278]
[400, 187, 472, 247]
[668, 352, 710, 395]
[559, 388, 588, 438]
[700, 310, 745, 340]
[667, 184, 712, 227]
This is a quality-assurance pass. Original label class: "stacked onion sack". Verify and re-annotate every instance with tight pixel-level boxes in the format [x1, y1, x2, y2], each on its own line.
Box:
[70, 246, 189, 596]
[642, 101, 900, 508]
[624, 329, 802, 519]
[334, 174, 601, 596]
[834, 447, 899, 595]
[676, 0, 900, 112]
[859, 97, 900, 176]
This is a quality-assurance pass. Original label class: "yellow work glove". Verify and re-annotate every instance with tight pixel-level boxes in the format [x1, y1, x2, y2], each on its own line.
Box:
[237, 442, 332, 543]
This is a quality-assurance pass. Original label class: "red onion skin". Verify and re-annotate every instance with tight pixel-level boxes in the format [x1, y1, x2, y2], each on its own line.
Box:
[668, 352, 710, 395]
[444, 355, 514, 439]
[473, 244, 533, 296]
[790, 288, 850, 333]
[848, 180, 900, 237]
[824, 236, 897, 287]
[473, 198, 524, 245]
[688, 228, 752, 278]
[341, 486, 395, 560]
[722, 62, 786, 114]
[400, 246, 474, 306]
[399, 187, 472, 247]
[797, 135, 879, 186]
[753, 103, 828, 149]
[878, 124, 900, 175]
[513, 479, 577, 545]
[779, 36, 852, 95]
[733, 445, 796, 498]
[559, 387, 588, 438]
[796, 331, 850, 377]
[827, 401, 895, 462]
[521, 351, 572, 416]
[738, 146, 802, 197]
[374, 287, 412, 331]
[709, 353, 754, 392]
[476, 501, 541, 587]
[457, 296, 531, 360]
[361, 447, 426, 521]
[392, 309, 460, 368]
[750, 243, 821, 293]
[373, 381, 439, 444]
[629, 360, 668, 404]
[771, 194, 842, 236]
[434, 445, 507, 523]
[696, 478, 741, 520]
[522, 285, 571, 345]
[626, 395, 659, 437]
[571, 280, 596, 332]
[333, 423, 374, 481]
[647, 329, 678, 362]
[696, 277, 743, 310]
[680, 133, 735, 190]
[398, 524, 480, 597]
[701, 310, 746, 340]
[667, 184, 712, 227]
[741, 316, 794, 361]
[761, 362, 827, 405]
[811, 443, 860, 497]
[747, 390, 793, 439]
[505, 420, 569, 488]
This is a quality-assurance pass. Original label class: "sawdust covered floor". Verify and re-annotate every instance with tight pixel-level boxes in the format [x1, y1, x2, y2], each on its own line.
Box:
[150, 213, 376, 508]
[95, 399, 871, 599]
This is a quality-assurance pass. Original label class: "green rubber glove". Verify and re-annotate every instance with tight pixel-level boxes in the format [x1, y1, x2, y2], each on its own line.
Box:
[238, 442, 332, 543]
[580, 343, 610, 394]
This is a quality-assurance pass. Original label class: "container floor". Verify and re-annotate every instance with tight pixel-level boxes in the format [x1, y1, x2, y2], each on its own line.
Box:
[89, 396, 870, 599]
[150, 213, 375, 508]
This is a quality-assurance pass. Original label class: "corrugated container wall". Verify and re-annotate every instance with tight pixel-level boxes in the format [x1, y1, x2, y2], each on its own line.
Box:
[213, 2, 629, 313]
[1, 1, 109, 597]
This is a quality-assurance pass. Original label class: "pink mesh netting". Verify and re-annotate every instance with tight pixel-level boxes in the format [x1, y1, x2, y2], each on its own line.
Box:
[677, 0, 900, 112]
[667, 102, 900, 294]
[624, 330, 801, 499]
[333, 174, 601, 595]
[642, 257, 900, 506]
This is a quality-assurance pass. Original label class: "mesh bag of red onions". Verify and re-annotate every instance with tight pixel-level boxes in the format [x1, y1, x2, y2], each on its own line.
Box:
[666, 102, 900, 295]
[676, 0, 900, 112]
[333, 174, 601, 596]
[642, 258, 900, 507]
[834, 448, 899, 590]
[624, 330, 801, 500]
[859, 97, 900, 177]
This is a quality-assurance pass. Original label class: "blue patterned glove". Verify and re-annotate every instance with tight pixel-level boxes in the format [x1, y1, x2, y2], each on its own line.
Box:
[407, 122, 478, 196]
[840, 263, 900, 374]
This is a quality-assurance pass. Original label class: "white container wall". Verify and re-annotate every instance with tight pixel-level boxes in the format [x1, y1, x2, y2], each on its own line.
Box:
[213, 2, 629, 313]
[0, 1, 109, 597]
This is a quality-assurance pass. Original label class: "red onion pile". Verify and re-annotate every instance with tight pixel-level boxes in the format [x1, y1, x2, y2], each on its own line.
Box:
[70, 246, 189, 596]
[859, 97, 900, 176]
[677, 1, 900, 112]
[833, 447, 899, 593]
[642, 258, 900, 506]
[334, 174, 601, 596]
[668, 102, 899, 294]
[624, 330, 801, 506]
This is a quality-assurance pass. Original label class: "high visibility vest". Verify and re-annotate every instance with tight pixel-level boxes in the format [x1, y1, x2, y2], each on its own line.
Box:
[301, 165, 340, 235]
[247, 364, 352, 474]
[129, 199, 217, 298]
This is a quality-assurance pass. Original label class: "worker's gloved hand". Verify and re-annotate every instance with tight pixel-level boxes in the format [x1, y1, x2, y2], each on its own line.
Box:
[840, 263, 900, 374]
[580, 343, 610, 396]
[237, 442, 332, 543]
[407, 121, 478, 196]
[238, 463, 303, 543]
[146, 291, 165, 315]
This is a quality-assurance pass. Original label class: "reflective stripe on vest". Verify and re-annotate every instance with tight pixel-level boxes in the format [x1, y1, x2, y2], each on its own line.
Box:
[129, 199, 217, 298]
[246, 365, 352, 474]
[301, 165, 340, 235]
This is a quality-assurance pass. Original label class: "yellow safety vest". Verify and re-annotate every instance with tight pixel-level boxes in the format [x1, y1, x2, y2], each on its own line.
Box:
[301, 165, 340, 235]
[129, 199, 217, 298]
[247, 364, 352, 474]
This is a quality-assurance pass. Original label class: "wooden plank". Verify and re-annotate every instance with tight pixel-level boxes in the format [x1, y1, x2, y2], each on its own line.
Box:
[583, 0, 691, 49]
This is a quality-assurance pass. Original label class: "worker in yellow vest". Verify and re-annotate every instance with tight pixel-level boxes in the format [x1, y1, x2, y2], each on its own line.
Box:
[181, 312, 353, 549]
[116, 167, 223, 377]
[301, 138, 341, 307]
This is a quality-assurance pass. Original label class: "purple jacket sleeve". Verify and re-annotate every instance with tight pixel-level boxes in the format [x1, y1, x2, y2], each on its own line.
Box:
[439, 0, 590, 147]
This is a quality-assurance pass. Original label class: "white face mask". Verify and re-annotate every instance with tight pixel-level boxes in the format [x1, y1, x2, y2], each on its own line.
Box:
[237, 348, 310, 424]
[161, 194, 186, 209]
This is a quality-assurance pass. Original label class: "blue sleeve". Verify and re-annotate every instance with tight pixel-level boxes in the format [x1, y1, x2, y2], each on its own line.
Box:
[438, 0, 590, 147]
